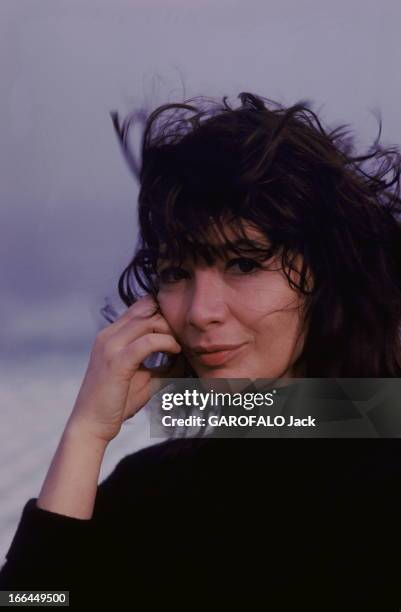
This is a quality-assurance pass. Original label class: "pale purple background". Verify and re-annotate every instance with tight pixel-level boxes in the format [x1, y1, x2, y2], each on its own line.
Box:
[1, 0, 401, 563]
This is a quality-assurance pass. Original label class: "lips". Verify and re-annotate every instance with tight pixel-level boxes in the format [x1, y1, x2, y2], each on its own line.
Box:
[194, 343, 247, 367]
[191, 343, 244, 354]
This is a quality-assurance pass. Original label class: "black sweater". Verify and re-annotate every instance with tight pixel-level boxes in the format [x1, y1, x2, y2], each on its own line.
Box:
[1, 436, 401, 609]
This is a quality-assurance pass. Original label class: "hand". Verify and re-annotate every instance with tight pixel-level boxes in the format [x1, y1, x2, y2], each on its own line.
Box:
[67, 294, 188, 443]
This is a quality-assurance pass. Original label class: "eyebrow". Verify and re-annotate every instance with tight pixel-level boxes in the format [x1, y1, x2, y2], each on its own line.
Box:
[221, 238, 270, 253]
[157, 238, 272, 268]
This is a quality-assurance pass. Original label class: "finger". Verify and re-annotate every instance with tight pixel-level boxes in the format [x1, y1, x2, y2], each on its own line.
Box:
[102, 294, 161, 335]
[102, 313, 176, 356]
[116, 333, 182, 378]
[100, 298, 169, 345]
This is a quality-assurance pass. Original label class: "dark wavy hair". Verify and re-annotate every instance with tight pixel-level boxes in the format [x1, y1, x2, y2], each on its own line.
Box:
[103, 92, 401, 377]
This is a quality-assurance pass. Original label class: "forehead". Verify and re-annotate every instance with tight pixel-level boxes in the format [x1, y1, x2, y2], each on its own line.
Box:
[158, 219, 269, 259]
[208, 219, 268, 245]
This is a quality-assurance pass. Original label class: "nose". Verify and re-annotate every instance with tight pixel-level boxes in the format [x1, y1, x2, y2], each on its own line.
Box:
[185, 268, 228, 330]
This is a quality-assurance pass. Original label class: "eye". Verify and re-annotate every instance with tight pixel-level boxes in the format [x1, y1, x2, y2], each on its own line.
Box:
[158, 257, 263, 285]
[226, 258, 262, 274]
[159, 267, 189, 284]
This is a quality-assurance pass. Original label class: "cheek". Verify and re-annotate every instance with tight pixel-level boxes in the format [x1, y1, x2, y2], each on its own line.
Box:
[240, 285, 303, 339]
[237, 275, 298, 321]
[157, 292, 185, 328]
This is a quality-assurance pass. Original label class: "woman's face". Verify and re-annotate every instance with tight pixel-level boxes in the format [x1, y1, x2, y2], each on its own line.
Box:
[157, 220, 309, 381]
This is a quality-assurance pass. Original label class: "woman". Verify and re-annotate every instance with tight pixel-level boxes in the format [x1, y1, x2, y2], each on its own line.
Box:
[1, 92, 401, 608]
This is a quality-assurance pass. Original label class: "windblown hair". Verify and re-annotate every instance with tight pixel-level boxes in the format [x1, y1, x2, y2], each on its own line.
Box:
[104, 92, 401, 377]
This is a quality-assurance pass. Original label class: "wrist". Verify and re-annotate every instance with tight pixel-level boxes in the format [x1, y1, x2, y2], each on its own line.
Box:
[64, 417, 111, 451]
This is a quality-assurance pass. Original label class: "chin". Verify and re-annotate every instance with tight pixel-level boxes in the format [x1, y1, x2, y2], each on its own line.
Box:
[198, 367, 251, 379]
[196, 363, 284, 381]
